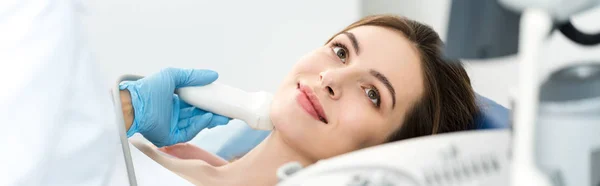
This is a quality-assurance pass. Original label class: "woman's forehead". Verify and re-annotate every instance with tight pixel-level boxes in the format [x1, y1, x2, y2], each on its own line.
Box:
[345, 25, 418, 59]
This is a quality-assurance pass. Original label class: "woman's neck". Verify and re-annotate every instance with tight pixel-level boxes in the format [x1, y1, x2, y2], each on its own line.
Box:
[212, 131, 314, 186]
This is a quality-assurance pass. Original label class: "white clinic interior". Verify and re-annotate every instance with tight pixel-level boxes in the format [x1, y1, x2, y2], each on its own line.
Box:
[3, 1, 600, 185]
[2, 0, 597, 185]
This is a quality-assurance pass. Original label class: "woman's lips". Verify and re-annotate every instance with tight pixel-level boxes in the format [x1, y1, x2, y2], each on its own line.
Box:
[296, 83, 328, 124]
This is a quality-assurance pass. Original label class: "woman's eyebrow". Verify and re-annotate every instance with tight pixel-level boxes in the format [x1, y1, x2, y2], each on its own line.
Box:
[341, 31, 360, 55]
[370, 69, 396, 109]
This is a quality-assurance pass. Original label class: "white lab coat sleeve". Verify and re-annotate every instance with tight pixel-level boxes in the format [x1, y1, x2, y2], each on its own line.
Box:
[0, 0, 121, 185]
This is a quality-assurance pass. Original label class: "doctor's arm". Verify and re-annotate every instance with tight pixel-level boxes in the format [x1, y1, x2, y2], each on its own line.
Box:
[0, 1, 123, 185]
[120, 89, 135, 132]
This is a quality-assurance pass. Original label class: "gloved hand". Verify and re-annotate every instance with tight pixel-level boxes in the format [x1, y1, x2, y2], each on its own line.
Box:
[119, 68, 230, 147]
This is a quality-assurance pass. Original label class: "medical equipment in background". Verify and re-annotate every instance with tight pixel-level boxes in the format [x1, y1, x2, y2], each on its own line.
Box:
[536, 63, 600, 186]
[176, 83, 274, 130]
[448, 0, 600, 185]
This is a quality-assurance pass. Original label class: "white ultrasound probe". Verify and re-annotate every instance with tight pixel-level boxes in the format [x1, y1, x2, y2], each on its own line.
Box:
[176, 83, 274, 130]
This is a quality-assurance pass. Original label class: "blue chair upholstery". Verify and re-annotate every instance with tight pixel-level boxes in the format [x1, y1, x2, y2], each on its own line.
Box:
[474, 94, 510, 129]
[191, 94, 511, 160]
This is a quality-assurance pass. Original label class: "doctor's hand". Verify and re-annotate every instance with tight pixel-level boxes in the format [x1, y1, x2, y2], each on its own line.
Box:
[119, 68, 231, 147]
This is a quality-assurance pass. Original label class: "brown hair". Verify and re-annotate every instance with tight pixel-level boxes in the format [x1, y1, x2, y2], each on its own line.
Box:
[327, 14, 479, 142]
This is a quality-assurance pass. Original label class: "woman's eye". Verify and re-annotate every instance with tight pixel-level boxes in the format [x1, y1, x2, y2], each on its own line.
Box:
[364, 87, 381, 107]
[332, 46, 347, 63]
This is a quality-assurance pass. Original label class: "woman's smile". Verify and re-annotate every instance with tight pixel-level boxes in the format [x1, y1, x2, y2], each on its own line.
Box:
[296, 82, 328, 124]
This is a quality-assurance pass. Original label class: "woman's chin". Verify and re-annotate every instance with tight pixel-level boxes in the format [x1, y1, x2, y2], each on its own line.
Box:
[270, 112, 296, 133]
[269, 85, 315, 142]
[270, 109, 306, 138]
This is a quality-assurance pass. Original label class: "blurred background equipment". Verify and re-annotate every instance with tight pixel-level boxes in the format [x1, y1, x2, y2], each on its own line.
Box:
[444, 0, 521, 59]
[444, 0, 600, 186]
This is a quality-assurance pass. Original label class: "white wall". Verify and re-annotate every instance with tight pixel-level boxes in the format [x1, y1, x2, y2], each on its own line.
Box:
[84, 0, 600, 107]
[361, 0, 452, 42]
[83, 0, 360, 93]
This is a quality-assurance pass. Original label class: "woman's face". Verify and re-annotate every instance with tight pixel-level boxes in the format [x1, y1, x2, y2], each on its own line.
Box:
[270, 25, 425, 160]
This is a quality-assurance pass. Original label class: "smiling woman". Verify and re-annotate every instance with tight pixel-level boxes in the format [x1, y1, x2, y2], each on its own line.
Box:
[132, 14, 479, 186]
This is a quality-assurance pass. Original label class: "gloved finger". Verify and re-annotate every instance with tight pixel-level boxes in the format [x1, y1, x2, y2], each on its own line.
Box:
[206, 114, 231, 129]
[177, 111, 207, 129]
[179, 113, 214, 142]
[178, 107, 206, 120]
[176, 94, 201, 109]
[166, 68, 219, 88]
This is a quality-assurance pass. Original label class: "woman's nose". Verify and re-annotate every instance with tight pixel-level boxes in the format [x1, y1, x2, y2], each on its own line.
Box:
[319, 70, 342, 100]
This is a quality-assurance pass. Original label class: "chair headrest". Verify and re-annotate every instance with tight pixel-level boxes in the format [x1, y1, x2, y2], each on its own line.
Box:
[475, 94, 510, 129]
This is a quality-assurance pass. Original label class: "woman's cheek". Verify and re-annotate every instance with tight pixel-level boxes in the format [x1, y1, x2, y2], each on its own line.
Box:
[295, 58, 320, 72]
[337, 106, 369, 133]
[293, 48, 332, 72]
[334, 110, 375, 150]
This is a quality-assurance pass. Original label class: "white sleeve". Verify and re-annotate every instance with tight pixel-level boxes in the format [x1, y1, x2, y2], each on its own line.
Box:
[0, 0, 121, 185]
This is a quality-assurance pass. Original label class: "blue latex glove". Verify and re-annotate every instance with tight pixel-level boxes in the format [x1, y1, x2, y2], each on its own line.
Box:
[119, 68, 231, 147]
